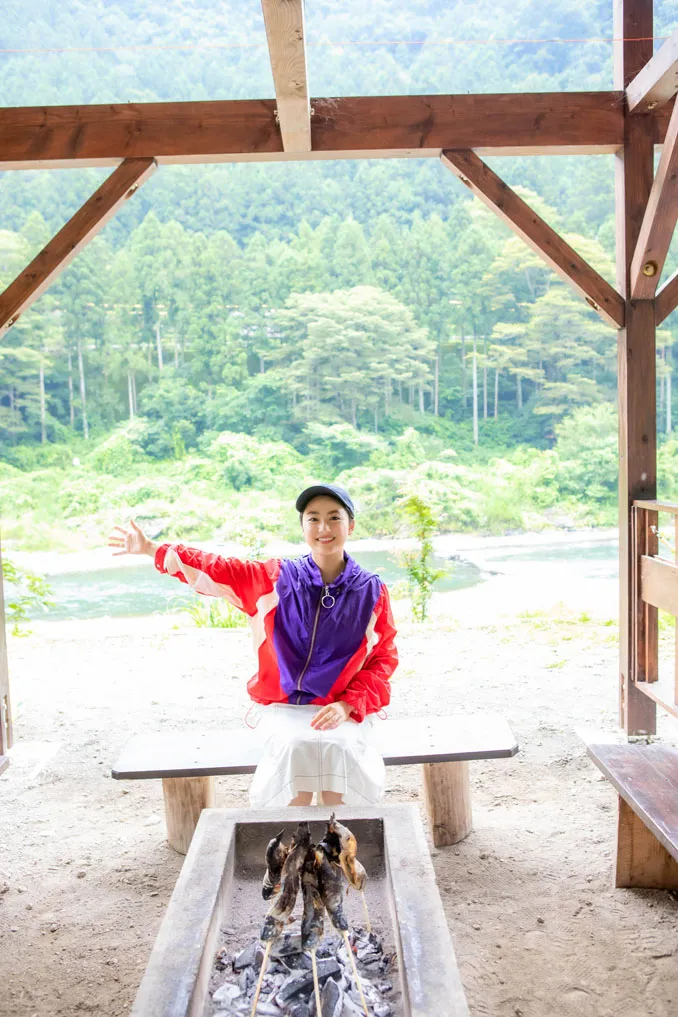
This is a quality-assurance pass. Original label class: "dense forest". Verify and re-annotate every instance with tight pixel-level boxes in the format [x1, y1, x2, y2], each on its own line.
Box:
[1, 1, 678, 550]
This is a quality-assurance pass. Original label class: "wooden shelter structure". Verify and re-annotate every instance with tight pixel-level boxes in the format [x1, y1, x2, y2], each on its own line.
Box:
[0, 0, 677, 883]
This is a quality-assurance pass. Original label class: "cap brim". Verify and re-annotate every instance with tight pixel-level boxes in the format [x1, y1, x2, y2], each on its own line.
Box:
[296, 486, 354, 516]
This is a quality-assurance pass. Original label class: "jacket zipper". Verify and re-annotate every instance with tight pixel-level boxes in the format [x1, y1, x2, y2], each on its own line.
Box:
[296, 585, 329, 693]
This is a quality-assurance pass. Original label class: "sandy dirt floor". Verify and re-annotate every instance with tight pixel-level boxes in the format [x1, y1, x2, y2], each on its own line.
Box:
[0, 573, 677, 1017]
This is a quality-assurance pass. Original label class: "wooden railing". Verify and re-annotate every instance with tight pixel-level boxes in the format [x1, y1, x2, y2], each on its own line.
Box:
[632, 500, 678, 721]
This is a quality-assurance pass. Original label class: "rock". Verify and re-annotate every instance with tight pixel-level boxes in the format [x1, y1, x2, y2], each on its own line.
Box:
[212, 981, 242, 1006]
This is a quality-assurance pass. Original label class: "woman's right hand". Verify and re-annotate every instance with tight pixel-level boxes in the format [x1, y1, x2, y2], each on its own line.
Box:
[108, 519, 157, 557]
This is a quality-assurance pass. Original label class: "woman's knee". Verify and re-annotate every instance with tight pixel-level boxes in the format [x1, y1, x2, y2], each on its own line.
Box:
[318, 790, 344, 806]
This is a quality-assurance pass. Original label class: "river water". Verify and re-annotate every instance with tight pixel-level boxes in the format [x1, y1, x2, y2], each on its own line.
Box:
[24, 538, 619, 623]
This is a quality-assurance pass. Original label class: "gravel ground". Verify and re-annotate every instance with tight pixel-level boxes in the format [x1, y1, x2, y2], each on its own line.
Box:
[0, 578, 677, 1017]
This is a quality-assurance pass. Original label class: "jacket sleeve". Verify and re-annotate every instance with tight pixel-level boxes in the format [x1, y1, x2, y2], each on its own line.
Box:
[154, 543, 278, 616]
[340, 584, 398, 723]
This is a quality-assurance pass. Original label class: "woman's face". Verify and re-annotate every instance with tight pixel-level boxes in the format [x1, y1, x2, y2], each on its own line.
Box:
[301, 496, 354, 558]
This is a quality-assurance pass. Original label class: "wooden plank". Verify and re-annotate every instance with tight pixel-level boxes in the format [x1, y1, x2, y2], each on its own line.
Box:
[640, 554, 678, 615]
[635, 679, 678, 718]
[631, 96, 678, 298]
[442, 149, 624, 328]
[112, 714, 518, 779]
[615, 0, 657, 737]
[587, 742, 678, 860]
[633, 498, 678, 513]
[0, 158, 156, 337]
[0, 536, 12, 757]
[0, 93, 627, 168]
[655, 270, 678, 323]
[616, 797, 678, 888]
[0, 755, 8, 777]
[627, 27, 678, 113]
[261, 0, 310, 153]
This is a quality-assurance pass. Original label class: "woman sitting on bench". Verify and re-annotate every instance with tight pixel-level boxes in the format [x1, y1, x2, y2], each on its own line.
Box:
[109, 484, 398, 809]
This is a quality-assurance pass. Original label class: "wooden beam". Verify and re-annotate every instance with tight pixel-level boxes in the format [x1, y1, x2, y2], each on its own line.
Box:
[655, 270, 678, 323]
[627, 27, 678, 113]
[261, 0, 310, 153]
[0, 158, 156, 337]
[441, 149, 624, 328]
[616, 0, 657, 737]
[0, 536, 13, 759]
[630, 97, 678, 298]
[0, 93, 628, 168]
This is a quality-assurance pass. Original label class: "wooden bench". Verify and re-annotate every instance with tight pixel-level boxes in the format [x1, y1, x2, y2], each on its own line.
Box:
[587, 742, 678, 889]
[113, 714, 518, 854]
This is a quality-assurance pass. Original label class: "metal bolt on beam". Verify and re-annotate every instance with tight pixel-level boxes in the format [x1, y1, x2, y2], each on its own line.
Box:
[642, 261, 659, 276]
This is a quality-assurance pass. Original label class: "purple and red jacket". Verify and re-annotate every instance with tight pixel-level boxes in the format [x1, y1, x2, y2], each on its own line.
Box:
[154, 545, 398, 722]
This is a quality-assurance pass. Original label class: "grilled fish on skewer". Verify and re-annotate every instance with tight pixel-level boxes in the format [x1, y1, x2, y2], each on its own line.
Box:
[262, 830, 288, 900]
[269, 822, 311, 922]
[315, 846, 348, 932]
[318, 817, 342, 864]
[301, 847, 324, 951]
[330, 815, 367, 892]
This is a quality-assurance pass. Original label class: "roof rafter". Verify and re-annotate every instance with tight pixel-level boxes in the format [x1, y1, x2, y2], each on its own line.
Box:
[630, 96, 678, 299]
[0, 158, 156, 338]
[441, 149, 625, 328]
[627, 27, 678, 114]
[261, 0, 311, 152]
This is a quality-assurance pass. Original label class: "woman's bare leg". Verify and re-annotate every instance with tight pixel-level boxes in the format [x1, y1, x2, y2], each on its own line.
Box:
[318, 790, 344, 806]
[289, 791, 314, 806]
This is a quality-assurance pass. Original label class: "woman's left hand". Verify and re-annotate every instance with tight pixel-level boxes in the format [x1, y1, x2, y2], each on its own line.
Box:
[310, 701, 352, 730]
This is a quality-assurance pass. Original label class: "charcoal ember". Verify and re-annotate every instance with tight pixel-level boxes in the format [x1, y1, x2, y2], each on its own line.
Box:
[379, 952, 397, 975]
[215, 947, 230, 971]
[281, 953, 313, 972]
[237, 966, 255, 994]
[272, 933, 303, 958]
[276, 958, 341, 1006]
[373, 1005, 393, 1017]
[287, 1004, 311, 1017]
[320, 977, 343, 1017]
[341, 995, 366, 1017]
[316, 936, 341, 959]
[377, 981, 393, 994]
[254, 1001, 282, 1016]
[212, 981, 242, 1006]
[233, 940, 265, 972]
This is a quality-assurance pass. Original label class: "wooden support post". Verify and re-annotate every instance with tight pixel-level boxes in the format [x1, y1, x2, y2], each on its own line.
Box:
[0, 535, 13, 773]
[162, 776, 215, 855]
[615, 797, 678, 887]
[422, 761, 472, 847]
[615, 0, 657, 736]
[626, 27, 678, 113]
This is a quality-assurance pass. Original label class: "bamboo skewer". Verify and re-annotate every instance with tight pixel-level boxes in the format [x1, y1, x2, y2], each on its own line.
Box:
[342, 929, 369, 1017]
[311, 948, 322, 1017]
[250, 941, 272, 1017]
[360, 889, 372, 933]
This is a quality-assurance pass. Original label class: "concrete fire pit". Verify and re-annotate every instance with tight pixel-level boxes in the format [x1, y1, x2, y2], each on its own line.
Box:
[130, 805, 469, 1017]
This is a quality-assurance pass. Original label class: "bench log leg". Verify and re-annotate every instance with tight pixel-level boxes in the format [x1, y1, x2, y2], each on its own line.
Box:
[162, 776, 216, 855]
[422, 760, 472, 847]
[616, 797, 678, 889]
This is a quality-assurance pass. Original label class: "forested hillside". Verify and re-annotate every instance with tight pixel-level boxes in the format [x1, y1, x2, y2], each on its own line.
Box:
[1, 1, 678, 550]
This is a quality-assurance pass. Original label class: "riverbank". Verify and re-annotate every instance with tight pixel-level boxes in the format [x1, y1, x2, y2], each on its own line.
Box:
[8, 527, 619, 577]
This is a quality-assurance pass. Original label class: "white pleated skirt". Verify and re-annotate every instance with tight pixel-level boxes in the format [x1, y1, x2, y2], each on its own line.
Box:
[248, 704, 386, 809]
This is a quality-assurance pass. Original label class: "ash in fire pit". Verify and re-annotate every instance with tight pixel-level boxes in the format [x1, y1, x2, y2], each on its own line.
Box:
[207, 815, 401, 1017]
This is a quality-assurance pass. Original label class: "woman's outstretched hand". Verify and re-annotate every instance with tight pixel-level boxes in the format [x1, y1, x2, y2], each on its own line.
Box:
[310, 701, 352, 731]
[108, 519, 157, 558]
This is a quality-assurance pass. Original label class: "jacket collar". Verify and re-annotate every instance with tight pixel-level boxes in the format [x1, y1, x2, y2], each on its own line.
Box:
[302, 552, 359, 589]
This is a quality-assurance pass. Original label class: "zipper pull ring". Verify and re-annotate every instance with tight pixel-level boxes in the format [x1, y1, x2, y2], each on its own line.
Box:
[321, 585, 336, 609]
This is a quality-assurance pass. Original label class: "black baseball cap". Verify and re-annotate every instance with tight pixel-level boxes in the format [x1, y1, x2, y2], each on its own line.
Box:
[296, 484, 355, 518]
